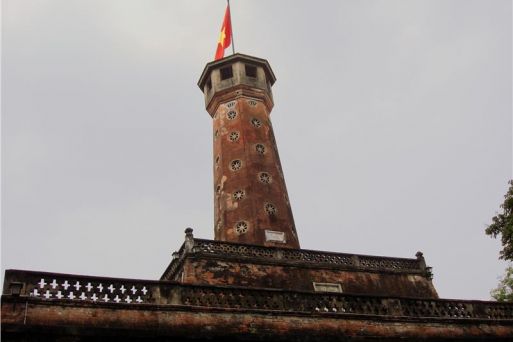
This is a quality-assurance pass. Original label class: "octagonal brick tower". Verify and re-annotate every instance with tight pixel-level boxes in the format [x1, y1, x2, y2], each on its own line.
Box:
[198, 54, 300, 249]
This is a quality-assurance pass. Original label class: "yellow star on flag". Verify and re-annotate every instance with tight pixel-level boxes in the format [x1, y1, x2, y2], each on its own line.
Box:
[214, 5, 232, 60]
[218, 27, 226, 46]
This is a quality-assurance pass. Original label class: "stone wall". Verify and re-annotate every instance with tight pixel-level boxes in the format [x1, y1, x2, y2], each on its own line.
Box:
[162, 238, 437, 298]
[3, 269, 512, 341]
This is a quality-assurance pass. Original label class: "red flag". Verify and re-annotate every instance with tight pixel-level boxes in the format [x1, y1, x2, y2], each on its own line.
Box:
[214, 5, 232, 60]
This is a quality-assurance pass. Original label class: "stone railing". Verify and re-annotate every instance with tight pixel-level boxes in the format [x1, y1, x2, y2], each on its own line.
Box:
[161, 243, 186, 281]
[3, 270, 159, 305]
[192, 239, 424, 271]
[4, 270, 512, 321]
[177, 284, 513, 320]
[161, 230, 430, 281]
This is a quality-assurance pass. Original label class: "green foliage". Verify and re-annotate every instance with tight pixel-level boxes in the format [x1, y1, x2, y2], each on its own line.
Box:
[491, 265, 513, 302]
[485, 180, 513, 261]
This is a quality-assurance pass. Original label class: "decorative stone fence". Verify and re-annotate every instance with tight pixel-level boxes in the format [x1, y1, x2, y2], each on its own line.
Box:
[3, 270, 512, 321]
[4, 270, 157, 305]
[161, 236, 432, 281]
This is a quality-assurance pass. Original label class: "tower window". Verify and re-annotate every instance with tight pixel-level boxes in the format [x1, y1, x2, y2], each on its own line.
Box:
[235, 221, 249, 234]
[264, 202, 277, 216]
[206, 78, 212, 91]
[228, 131, 240, 142]
[245, 64, 257, 78]
[255, 144, 266, 154]
[251, 118, 262, 128]
[220, 66, 233, 80]
[258, 172, 272, 184]
[227, 110, 237, 120]
[233, 190, 246, 200]
[230, 159, 243, 171]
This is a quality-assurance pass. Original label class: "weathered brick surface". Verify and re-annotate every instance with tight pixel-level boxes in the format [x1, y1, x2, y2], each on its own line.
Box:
[180, 257, 438, 298]
[3, 268, 513, 340]
[161, 236, 437, 298]
[2, 296, 513, 341]
[211, 95, 299, 248]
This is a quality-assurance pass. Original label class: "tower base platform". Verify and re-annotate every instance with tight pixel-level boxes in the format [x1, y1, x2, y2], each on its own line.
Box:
[2, 231, 513, 341]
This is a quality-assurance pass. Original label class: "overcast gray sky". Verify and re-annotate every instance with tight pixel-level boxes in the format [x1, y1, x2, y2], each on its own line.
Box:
[2, 0, 512, 301]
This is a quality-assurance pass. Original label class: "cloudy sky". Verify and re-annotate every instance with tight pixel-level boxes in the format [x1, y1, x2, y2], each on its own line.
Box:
[2, 0, 511, 300]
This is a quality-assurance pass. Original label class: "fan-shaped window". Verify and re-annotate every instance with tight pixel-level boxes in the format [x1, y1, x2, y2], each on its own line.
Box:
[235, 221, 249, 234]
[255, 144, 265, 154]
[251, 118, 262, 128]
[229, 131, 240, 142]
[230, 159, 242, 171]
[227, 111, 237, 120]
[264, 203, 277, 215]
[233, 190, 246, 200]
[258, 172, 272, 184]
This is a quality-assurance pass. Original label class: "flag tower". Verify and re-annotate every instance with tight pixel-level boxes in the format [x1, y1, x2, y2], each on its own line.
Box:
[2, 4, 512, 341]
[198, 54, 300, 249]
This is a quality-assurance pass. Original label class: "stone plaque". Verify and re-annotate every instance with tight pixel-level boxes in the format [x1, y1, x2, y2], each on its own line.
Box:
[313, 282, 342, 293]
[265, 230, 286, 243]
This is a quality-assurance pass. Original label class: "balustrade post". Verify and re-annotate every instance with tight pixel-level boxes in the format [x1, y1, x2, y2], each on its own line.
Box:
[9, 282, 23, 296]
[416, 251, 434, 279]
[384, 298, 403, 316]
[184, 228, 195, 253]
[352, 255, 360, 267]
[416, 251, 426, 270]
[167, 285, 184, 305]
[274, 249, 283, 260]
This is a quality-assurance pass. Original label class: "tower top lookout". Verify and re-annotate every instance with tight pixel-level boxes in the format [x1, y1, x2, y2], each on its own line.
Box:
[198, 53, 277, 116]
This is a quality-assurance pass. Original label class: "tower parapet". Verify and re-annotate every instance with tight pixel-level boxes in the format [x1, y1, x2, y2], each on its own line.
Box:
[198, 54, 299, 249]
[198, 54, 275, 115]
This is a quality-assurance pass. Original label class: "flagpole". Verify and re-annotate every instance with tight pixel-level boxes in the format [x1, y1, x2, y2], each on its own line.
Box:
[227, 0, 235, 55]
